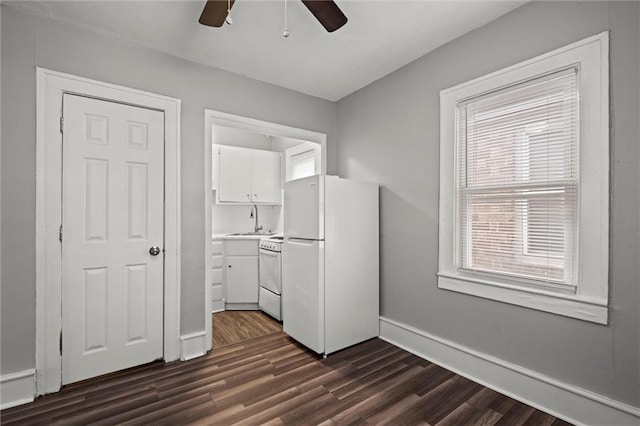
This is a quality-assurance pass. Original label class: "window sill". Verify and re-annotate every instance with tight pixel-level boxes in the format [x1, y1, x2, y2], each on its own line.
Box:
[437, 273, 608, 324]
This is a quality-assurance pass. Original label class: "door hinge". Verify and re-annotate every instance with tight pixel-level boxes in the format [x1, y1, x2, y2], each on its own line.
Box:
[60, 116, 64, 134]
[59, 331, 63, 356]
[59, 224, 63, 243]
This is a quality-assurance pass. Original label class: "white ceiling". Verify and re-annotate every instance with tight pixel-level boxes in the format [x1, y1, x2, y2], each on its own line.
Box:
[5, 0, 525, 101]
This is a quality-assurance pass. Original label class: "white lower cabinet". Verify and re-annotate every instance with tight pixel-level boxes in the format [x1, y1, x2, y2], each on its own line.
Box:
[226, 257, 258, 304]
[224, 239, 260, 310]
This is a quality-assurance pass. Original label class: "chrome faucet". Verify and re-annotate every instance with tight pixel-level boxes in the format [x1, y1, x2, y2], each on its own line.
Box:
[250, 204, 263, 233]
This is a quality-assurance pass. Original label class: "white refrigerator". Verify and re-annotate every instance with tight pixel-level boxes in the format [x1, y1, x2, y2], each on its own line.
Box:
[282, 175, 379, 355]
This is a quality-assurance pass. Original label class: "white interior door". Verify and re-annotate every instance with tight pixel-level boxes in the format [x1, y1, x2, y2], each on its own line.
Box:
[61, 94, 164, 385]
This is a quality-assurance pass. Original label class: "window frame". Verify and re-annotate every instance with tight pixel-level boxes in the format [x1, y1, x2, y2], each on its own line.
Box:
[438, 32, 609, 324]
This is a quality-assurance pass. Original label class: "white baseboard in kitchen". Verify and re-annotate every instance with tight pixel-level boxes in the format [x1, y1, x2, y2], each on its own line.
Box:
[1, 369, 36, 410]
[211, 300, 225, 313]
[225, 303, 258, 311]
[379, 317, 640, 426]
[179, 331, 207, 361]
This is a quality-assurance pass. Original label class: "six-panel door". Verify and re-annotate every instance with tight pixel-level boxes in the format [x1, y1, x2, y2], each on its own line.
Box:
[61, 94, 164, 384]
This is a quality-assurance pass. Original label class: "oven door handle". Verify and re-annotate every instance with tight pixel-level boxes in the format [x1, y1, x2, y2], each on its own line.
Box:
[259, 248, 279, 257]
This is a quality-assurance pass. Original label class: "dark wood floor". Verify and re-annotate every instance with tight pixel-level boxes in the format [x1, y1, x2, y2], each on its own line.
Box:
[213, 310, 282, 347]
[1, 322, 570, 425]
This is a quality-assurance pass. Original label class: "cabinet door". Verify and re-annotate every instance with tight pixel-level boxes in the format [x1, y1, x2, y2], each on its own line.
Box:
[218, 146, 252, 203]
[226, 256, 258, 303]
[251, 150, 281, 204]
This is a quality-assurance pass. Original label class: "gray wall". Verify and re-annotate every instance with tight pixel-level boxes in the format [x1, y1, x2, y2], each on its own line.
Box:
[0, 6, 337, 375]
[336, 1, 639, 407]
[2, 0, 639, 410]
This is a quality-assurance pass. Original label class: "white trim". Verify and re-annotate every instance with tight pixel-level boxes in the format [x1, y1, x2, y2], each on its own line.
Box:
[0, 369, 36, 410]
[437, 274, 607, 324]
[204, 114, 213, 352]
[212, 301, 225, 313]
[35, 68, 181, 396]
[203, 108, 327, 350]
[380, 317, 640, 426]
[225, 303, 260, 311]
[180, 331, 207, 361]
[438, 32, 609, 323]
[439, 33, 607, 98]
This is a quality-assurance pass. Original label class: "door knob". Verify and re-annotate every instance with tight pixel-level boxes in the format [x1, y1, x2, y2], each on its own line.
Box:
[149, 246, 161, 256]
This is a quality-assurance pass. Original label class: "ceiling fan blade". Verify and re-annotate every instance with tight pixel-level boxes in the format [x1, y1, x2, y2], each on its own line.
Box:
[301, 0, 348, 33]
[199, 0, 235, 27]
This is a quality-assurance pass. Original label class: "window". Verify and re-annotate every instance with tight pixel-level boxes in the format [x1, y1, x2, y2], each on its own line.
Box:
[458, 68, 578, 290]
[285, 142, 321, 181]
[291, 150, 316, 179]
[438, 33, 609, 323]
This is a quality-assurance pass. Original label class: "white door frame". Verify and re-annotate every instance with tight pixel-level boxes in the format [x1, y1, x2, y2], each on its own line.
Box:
[203, 109, 327, 350]
[35, 68, 181, 395]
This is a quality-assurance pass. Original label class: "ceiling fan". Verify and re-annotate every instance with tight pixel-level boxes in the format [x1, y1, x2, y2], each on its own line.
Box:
[198, 0, 348, 33]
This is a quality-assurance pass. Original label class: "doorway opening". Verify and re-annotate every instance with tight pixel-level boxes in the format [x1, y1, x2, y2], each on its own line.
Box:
[203, 110, 327, 350]
[212, 311, 282, 348]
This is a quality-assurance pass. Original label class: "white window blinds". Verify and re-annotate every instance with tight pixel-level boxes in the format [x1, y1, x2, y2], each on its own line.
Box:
[456, 68, 579, 288]
[291, 151, 316, 181]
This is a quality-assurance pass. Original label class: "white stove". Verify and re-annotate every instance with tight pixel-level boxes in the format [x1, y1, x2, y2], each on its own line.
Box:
[258, 236, 284, 320]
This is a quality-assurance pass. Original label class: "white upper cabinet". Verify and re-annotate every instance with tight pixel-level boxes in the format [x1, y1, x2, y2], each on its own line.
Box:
[217, 145, 253, 202]
[251, 149, 281, 203]
[215, 145, 281, 204]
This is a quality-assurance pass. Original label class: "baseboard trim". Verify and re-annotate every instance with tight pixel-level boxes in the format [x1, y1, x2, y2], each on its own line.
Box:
[1, 369, 36, 410]
[211, 300, 225, 313]
[179, 331, 207, 361]
[379, 317, 639, 426]
[225, 303, 258, 311]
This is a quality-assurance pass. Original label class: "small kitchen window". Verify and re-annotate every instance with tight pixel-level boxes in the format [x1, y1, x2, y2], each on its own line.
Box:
[438, 32, 609, 323]
[285, 142, 321, 182]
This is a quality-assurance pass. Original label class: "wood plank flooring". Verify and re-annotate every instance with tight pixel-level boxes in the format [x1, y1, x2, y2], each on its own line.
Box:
[213, 310, 282, 347]
[1, 325, 571, 425]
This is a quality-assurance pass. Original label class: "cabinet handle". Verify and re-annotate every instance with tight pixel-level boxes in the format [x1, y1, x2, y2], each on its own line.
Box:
[246, 194, 250, 198]
[254, 194, 257, 198]
[228, 265, 232, 268]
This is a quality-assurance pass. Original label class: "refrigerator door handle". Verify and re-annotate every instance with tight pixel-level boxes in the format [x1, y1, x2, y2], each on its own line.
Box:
[287, 238, 319, 245]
